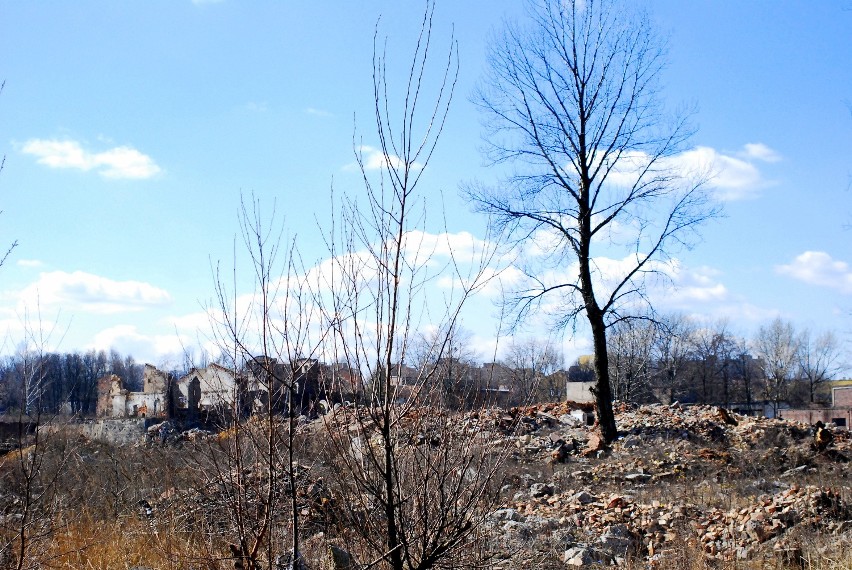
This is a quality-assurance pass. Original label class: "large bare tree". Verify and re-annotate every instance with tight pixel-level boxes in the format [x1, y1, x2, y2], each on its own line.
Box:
[467, 0, 716, 442]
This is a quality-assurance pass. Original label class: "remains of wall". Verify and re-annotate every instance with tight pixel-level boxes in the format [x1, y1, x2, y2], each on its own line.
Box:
[779, 408, 851, 429]
[143, 364, 170, 394]
[39, 418, 159, 445]
[833, 387, 852, 407]
[565, 381, 596, 404]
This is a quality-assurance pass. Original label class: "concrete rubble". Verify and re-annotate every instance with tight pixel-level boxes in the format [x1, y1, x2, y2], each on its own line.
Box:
[481, 401, 851, 566]
[121, 400, 851, 567]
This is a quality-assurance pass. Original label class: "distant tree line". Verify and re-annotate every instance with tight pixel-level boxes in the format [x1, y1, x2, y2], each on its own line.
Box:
[0, 349, 143, 416]
[0, 313, 842, 418]
[605, 314, 845, 413]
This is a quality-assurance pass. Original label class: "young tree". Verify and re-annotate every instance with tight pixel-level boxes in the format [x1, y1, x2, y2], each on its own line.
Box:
[607, 319, 656, 403]
[753, 318, 800, 416]
[320, 4, 503, 568]
[503, 337, 564, 403]
[797, 329, 843, 405]
[467, 0, 716, 442]
[191, 197, 327, 570]
[1, 81, 19, 269]
[0, 313, 79, 570]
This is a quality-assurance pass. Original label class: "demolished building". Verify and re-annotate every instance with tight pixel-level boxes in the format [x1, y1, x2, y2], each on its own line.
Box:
[779, 384, 852, 429]
[96, 358, 327, 421]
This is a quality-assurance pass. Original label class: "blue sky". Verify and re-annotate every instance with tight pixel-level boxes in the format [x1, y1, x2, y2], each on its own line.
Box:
[1, 1, 850, 368]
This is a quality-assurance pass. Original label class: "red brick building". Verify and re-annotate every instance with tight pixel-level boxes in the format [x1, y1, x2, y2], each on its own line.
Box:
[779, 384, 852, 429]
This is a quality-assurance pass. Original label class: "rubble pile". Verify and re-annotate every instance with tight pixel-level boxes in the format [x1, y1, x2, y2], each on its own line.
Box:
[495, 482, 852, 564]
[694, 485, 851, 558]
[126, 401, 850, 566]
[476, 402, 850, 565]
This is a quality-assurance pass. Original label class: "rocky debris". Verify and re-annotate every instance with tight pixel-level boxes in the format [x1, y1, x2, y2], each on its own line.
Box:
[501, 482, 852, 564]
[563, 545, 610, 566]
[693, 485, 851, 558]
[491, 508, 525, 522]
[116, 401, 852, 567]
[485, 399, 851, 564]
[530, 482, 555, 498]
[144, 421, 216, 444]
[597, 523, 634, 556]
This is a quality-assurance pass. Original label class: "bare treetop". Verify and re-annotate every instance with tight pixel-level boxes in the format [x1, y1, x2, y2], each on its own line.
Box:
[468, 0, 719, 442]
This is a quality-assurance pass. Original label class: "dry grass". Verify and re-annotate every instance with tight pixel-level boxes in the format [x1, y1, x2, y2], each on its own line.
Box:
[2, 410, 851, 569]
[38, 517, 231, 570]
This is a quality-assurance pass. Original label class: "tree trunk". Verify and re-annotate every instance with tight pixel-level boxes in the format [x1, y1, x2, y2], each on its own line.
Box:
[587, 304, 617, 443]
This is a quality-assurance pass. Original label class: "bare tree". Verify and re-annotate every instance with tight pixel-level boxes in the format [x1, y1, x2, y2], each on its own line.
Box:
[753, 317, 800, 416]
[687, 320, 737, 407]
[319, 4, 504, 568]
[797, 329, 843, 405]
[198, 196, 326, 569]
[731, 337, 761, 415]
[650, 313, 695, 404]
[467, 0, 716, 442]
[607, 318, 656, 403]
[408, 325, 483, 409]
[503, 337, 564, 403]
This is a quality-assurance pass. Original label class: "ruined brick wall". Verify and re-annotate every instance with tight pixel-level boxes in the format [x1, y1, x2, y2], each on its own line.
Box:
[39, 418, 153, 445]
[143, 364, 169, 394]
[96, 375, 123, 417]
[780, 408, 851, 429]
[833, 387, 852, 407]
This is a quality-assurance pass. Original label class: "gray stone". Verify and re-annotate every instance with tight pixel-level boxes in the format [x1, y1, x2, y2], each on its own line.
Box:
[530, 482, 555, 498]
[563, 546, 609, 566]
[624, 472, 653, 483]
[491, 508, 525, 522]
[569, 490, 597, 505]
[502, 520, 533, 538]
[598, 524, 633, 556]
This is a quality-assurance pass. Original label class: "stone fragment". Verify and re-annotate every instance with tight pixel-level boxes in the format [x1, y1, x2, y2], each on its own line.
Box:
[563, 546, 607, 567]
[491, 508, 525, 522]
[530, 483, 555, 498]
[569, 491, 597, 505]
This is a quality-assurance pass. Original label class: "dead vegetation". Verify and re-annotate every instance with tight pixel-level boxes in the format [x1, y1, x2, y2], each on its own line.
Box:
[1, 402, 850, 569]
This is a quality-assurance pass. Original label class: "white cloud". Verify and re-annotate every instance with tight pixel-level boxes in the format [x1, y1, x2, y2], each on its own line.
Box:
[16, 259, 43, 268]
[348, 145, 423, 172]
[90, 325, 188, 365]
[741, 142, 782, 163]
[668, 146, 772, 200]
[400, 230, 493, 265]
[19, 271, 172, 314]
[22, 138, 161, 180]
[776, 251, 852, 294]
[651, 262, 729, 306]
[606, 143, 779, 201]
[306, 107, 332, 117]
